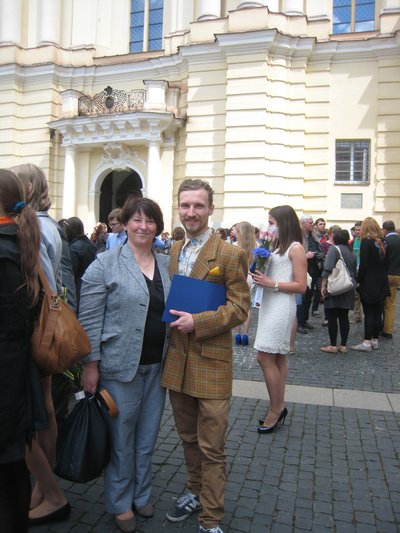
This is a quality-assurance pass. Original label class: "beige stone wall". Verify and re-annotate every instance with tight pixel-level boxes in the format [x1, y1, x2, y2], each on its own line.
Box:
[0, 68, 63, 218]
[375, 55, 400, 221]
[1, 1, 400, 230]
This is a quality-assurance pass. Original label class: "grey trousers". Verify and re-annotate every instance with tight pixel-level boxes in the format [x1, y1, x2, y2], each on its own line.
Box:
[101, 362, 165, 515]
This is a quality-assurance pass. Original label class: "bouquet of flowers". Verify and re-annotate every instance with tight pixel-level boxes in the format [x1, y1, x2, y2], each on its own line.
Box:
[251, 246, 271, 273]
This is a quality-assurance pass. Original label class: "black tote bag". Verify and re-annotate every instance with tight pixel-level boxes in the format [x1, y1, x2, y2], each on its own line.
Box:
[54, 394, 110, 483]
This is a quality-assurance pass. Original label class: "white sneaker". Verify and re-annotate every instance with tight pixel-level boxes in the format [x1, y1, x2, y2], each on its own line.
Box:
[351, 342, 372, 352]
[371, 339, 379, 350]
[199, 526, 224, 533]
[166, 492, 201, 522]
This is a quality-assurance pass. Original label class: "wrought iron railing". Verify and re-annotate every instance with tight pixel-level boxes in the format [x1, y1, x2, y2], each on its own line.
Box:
[78, 86, 145, 116]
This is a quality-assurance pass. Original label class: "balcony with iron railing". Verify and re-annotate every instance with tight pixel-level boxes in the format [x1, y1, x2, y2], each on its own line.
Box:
[50, 81, 183, 147]
[78, 86, 146, 116]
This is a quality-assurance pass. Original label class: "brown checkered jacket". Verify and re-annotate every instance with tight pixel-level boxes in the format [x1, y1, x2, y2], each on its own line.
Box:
[161, 234, 250, 399]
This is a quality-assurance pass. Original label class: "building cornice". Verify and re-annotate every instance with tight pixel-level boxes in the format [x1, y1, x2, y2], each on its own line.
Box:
[310, 31, 400, 64]
[49, 112, 184, 147]
[0, 30, 398, 88]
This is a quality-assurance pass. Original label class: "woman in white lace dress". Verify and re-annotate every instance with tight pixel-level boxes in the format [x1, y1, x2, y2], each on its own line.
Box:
[252, 206, 307, 434]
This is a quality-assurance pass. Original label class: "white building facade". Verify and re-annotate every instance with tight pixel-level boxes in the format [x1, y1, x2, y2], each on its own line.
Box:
[0, 0, 399, 231]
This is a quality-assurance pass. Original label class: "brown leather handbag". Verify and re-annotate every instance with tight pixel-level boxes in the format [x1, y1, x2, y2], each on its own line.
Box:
[31, 269, 91, 374]
[97, 388, 119, 417]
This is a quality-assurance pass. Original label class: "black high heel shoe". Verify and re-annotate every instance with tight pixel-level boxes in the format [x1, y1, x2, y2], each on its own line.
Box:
[279, 407, 288, 424]
[257, 416, 281, 434]
[258, 406, 288, 426]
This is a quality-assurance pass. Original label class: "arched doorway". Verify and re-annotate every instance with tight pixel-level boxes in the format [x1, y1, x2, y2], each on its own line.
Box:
[99, 169, 143, 222]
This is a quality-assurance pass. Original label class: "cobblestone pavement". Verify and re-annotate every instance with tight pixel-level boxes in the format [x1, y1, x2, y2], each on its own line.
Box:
[234, 309, 400, 393]
[32, 307, 400, 532]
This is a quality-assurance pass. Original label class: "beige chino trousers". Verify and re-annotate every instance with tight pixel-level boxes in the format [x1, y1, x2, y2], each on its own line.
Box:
[384, 274, 400, 334]
[169, 390, 229, 529]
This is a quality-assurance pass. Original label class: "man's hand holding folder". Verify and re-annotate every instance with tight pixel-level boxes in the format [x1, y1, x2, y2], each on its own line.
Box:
[162, 274, 227, 333]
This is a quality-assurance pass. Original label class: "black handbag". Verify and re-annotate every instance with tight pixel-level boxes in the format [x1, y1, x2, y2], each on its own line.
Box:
[54, 393, 111, 483]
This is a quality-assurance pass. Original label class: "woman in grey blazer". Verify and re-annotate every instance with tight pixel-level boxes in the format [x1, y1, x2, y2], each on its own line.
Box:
[79, 197, 170, 533]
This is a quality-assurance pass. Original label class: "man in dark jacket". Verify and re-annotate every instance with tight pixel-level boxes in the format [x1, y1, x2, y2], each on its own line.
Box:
[382, 220, 400, 338]
[297, 215, 323, 333]
[65, 217, 96, 310]
[57, 222, 77, 312]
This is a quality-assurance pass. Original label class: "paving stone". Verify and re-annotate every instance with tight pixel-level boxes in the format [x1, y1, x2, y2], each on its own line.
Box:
[31, 305, 400, 532]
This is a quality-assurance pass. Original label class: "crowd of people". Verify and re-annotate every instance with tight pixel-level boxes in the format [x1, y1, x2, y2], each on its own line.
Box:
[291, 215, 397, 355]
[1, 164, 398, 533]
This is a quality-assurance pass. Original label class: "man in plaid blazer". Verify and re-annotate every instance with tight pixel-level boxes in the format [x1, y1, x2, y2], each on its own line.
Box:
[162, 179, 250, 533]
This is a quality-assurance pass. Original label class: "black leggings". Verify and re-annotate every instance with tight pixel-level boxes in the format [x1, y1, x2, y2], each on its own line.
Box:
[0, 459, 31, 533]
[325, 308, 350, 346]
[361, 300, 382, 340]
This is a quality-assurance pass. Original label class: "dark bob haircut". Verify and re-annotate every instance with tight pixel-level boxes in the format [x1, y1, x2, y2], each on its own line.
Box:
[120, 196, 164, 236]
[333, 229, 350, 246]
[65, 216, 85, 242]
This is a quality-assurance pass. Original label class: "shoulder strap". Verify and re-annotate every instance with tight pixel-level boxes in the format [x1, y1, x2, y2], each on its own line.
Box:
[38, 267, 57, 298]
[285, 241, 301, 256]
[334, 245, 342, 259]
[334, 246, 351, 274]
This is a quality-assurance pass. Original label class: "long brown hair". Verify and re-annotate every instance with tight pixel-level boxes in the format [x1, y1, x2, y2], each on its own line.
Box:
[235, 221, 257, 266]
[360, 217, 383, 241]
[0, 169, 41, 304]
[269, 205, 302, 255]
[11, 163, 52, 212]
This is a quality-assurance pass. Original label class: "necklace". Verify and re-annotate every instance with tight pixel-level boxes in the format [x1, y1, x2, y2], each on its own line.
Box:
[137, 256, 154, 269]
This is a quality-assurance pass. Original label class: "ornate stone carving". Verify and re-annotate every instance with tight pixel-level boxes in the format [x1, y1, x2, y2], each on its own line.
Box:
[79, 86, 145, 116]
[96, 143, 145, 170]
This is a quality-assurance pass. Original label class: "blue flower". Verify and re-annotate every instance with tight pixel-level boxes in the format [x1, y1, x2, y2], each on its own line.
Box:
[252, 247, 271, 258]
[251, 247, 271, 272]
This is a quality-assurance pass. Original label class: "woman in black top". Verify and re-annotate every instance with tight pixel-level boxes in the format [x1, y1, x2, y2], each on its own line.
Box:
[79, 197, 170, 533]
[0, 169, 41, 533]
[351, 217, 390, 352]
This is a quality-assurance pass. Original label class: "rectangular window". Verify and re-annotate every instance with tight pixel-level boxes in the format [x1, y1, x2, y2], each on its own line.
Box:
[149, 0, 163, 51]
[333, 0, 375, 34]
[335, 140, 370, 182]
[130, 0, 145, 53]
[130, 0, 163, 53]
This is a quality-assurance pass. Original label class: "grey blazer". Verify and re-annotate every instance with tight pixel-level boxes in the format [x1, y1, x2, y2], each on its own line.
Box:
[79, 244, 171, 382]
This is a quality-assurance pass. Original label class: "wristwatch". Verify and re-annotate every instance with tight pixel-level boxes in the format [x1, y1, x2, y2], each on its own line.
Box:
[273, 281, 279, 292]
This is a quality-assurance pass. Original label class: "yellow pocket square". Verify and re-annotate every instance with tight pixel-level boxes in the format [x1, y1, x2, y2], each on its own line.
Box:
[209, 266, 221, 275]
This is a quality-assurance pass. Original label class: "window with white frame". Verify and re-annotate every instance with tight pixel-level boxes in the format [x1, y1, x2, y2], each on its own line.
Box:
[335, 140, 370, 182]
[333, 0, 375, 34]
[130, 0, 163, 53]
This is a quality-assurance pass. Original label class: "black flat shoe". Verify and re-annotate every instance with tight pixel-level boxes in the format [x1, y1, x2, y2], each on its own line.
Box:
[259, 407, 288, 426]
[28, 502, 71, 526]
[297, 326, 308, 334]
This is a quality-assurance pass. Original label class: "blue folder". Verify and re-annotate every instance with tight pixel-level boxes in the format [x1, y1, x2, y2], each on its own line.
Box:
[162, 274, 226, 323]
